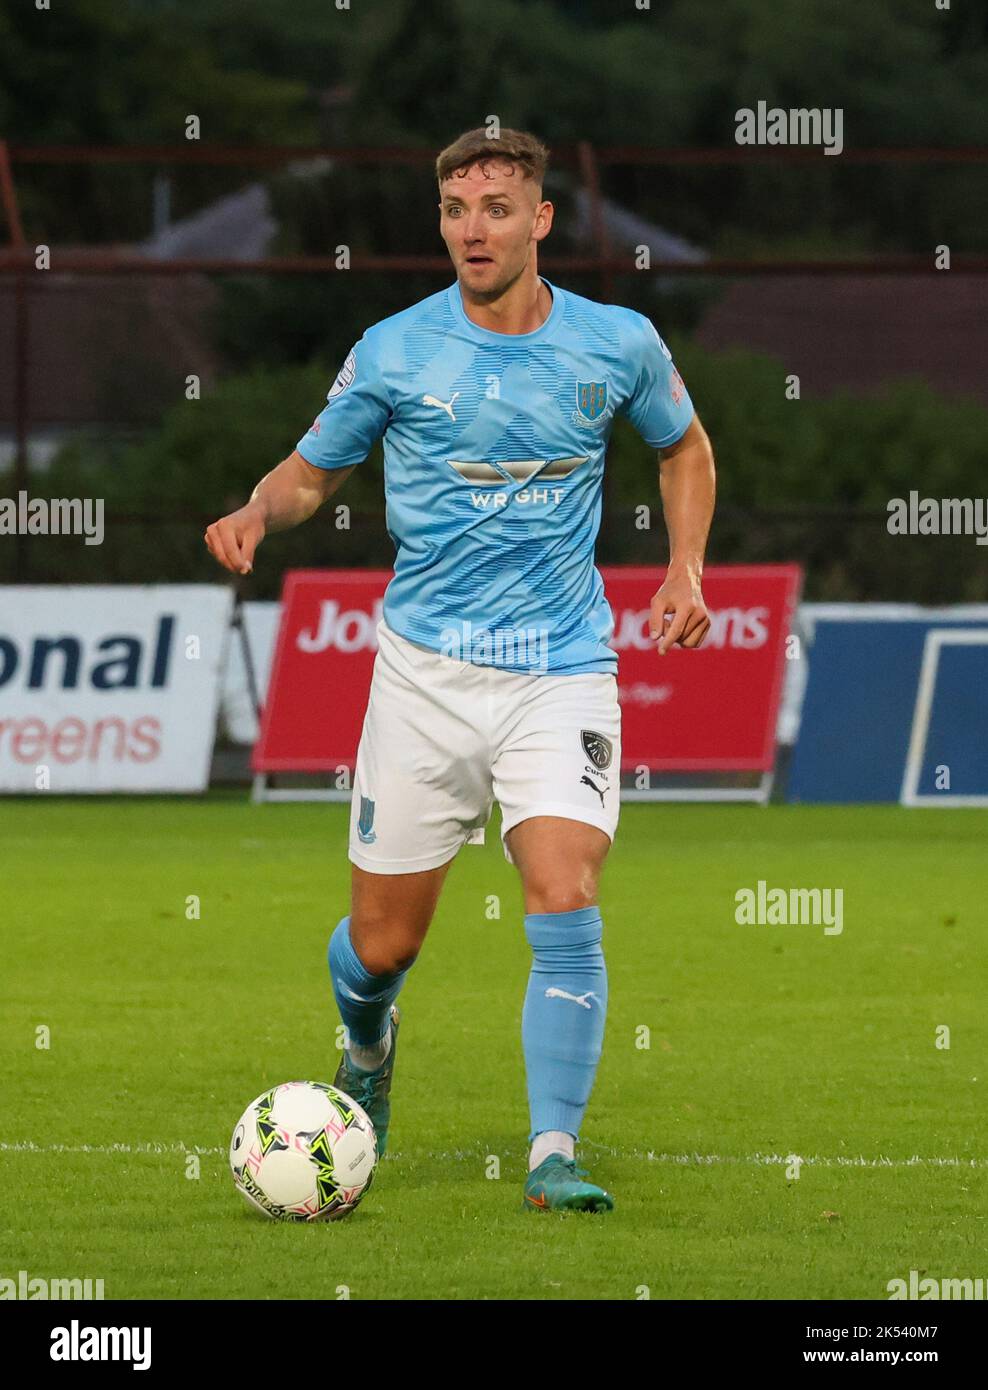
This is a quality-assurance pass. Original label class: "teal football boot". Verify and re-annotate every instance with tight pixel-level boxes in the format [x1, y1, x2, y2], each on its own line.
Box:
[523, 1154, 614, 1213]
[333, 1006, 400, 1157]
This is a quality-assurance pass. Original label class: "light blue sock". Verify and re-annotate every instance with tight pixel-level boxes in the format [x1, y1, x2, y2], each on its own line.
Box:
[327, 916, 406, 1047]
[522, 906, 608, 1143]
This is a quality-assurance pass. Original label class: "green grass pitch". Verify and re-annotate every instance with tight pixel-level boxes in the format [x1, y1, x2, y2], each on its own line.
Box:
[2, 796, 986, 1300]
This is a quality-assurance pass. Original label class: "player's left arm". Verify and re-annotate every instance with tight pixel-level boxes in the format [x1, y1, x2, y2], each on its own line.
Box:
[651, 413, 716, 655]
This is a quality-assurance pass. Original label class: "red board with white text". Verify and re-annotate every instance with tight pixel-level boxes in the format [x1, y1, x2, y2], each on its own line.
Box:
[605, 565, 801, 770]
[252, 565, 801, 773]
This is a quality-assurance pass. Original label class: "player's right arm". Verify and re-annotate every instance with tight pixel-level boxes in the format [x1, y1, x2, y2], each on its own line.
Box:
[204, 452, 355, 576]
[206, 334, 391, 575]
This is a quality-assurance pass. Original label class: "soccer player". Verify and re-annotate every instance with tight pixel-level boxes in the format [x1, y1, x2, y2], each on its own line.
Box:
[205, 128, 715, 1212]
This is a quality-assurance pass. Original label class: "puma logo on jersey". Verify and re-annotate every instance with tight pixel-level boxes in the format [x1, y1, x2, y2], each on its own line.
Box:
[423, 392, 460, 421]
[545, 987, 599, 1009]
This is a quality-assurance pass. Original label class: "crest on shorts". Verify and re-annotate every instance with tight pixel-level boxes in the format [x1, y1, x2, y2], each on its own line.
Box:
[581, 729, 613, 771]
[357, 795, 377, 844]
[576, 381, 608, 421]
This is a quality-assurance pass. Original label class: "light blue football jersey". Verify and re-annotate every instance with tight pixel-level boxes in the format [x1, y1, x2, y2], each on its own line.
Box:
[296, 278, 694, 674]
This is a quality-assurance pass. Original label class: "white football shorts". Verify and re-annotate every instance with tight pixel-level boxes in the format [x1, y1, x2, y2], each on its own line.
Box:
[348, 619, 621, 874]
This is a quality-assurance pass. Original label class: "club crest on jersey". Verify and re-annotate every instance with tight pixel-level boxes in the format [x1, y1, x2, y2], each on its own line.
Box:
[576, 380, 608, 422]
[581, 729, 613, 770]
[357, 795, 377, 844]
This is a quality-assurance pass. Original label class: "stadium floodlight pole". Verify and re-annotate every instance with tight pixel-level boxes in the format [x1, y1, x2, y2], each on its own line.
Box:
[576, 140, 612, 304]
[0, 139, 31, 581]
[11, 271, 29, 582]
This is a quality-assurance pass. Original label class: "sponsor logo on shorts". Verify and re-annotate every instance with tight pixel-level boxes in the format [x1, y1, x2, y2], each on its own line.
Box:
[580, 773, 606, 807]
[357, 795, 377, 844]
[581, 729, 613, 770]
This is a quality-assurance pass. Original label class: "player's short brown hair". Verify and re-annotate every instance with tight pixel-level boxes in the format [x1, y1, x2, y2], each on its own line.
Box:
[435, 127, 550, 192]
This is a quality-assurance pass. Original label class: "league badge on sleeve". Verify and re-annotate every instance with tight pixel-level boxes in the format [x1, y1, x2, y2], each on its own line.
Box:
[650, 323, 673, 360]
[328, 350, 357, 400]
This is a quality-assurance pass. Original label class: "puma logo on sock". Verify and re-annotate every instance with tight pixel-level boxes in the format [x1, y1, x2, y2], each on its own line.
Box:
[544, 987, 599, 1010]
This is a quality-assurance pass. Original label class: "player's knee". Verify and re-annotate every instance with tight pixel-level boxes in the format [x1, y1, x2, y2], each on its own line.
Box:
[349, 917, 423, 976]
[524, 879, 599, 916]
[357, 941, 420, 976]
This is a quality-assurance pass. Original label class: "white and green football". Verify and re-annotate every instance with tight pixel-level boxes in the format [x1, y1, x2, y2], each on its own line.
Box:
[230, 1081, 378, 1222]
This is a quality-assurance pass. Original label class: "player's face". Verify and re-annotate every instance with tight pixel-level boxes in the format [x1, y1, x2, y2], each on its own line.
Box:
[439, 161, 552, 300]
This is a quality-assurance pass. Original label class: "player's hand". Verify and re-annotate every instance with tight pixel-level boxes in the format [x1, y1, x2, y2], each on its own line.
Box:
[204, 502, 266, 576]
[649, 569, 710, 654]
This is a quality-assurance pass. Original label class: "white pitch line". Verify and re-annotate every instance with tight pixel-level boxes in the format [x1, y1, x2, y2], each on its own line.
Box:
[611, 1151, 988, 1169]
[1, 1141, 986, 1169]
[0, 1141, 227, 1156]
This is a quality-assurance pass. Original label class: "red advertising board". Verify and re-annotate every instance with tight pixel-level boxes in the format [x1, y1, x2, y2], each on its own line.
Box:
[605, 565, 801, 770]
[253, 570, 388, 772]
[253, 565, 801, 773]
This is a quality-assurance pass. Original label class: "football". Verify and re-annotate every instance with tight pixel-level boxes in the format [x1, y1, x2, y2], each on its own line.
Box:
[229, 1080, 377, 1222]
